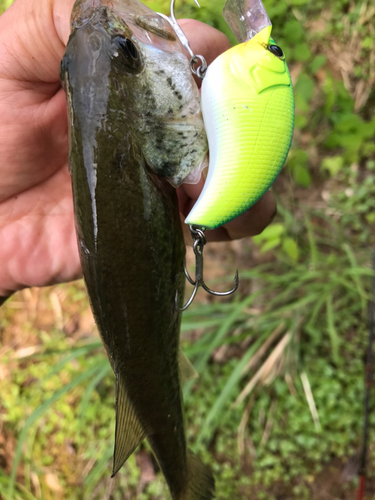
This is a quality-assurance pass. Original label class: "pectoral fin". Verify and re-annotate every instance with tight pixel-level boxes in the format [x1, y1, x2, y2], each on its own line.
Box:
[179, 348, 199, 383]
[112, 375, 146, 477]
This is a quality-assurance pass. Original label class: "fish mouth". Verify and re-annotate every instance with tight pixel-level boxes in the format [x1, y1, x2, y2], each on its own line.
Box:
[70, 0, 180, 51]
[71, 0, 133, 40]
[71, 0, 101, 27]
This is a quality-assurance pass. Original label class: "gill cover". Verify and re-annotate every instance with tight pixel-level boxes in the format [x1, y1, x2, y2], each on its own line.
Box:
[185, 0, 294, 229]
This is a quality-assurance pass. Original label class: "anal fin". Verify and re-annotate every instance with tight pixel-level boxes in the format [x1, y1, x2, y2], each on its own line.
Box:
[112, 374, 146, 477]
[179, 348, 199, 383]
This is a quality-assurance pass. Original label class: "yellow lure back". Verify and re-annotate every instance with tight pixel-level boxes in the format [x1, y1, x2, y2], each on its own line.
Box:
[185, 25, 294, 229]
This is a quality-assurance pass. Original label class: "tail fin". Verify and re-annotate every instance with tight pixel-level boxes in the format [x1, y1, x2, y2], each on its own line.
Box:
[183, 450, 215, 500]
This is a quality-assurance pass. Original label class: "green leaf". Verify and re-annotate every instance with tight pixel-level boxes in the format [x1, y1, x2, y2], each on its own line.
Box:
[253, 223, 285, 243]
[295, 114, 308, 129]
[283, 20, 304, 43]
[260, 238, 282, 253]
[321, 156, 344, 177]
[335, 113, 362, 133]
[362, 37, 373, 49]
[282, 238, 300, 262]
[310, 55, 327, 73]
[294, 164, 311, 187]
[295, 74, 315, 102]
[293, 43, 312, 62]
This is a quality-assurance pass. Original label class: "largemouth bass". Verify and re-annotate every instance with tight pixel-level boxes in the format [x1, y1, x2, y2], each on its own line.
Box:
[60, 0, 213, 498]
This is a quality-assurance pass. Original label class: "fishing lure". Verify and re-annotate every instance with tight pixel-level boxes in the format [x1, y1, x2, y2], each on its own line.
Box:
[185, 0, 295, 230]
[185, 0, 294, 229]
[164, 0, 294, 308]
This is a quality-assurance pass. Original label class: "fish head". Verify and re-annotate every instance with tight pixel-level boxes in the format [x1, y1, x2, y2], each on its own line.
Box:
[61, 3, 143, 98]
[62, 0, 207, 187]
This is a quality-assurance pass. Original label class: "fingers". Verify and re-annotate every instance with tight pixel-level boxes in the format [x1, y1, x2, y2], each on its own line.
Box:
[53, 0, 77, 46]
[205, 191, 277, 242]
[179, 19, 232, 64]
[0, 0, 74, 83]
[178, 19, 231, 87]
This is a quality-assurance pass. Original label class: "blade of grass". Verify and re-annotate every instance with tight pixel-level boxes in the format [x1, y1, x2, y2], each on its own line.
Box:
[342, 243, 368, 311]
[84, 443, 114, 493]
[78, 362, 112, 431]
[16, 340, 103, 361]
[0, 470, 39, 500]
[305, 214, 319, 269]
[241, 323, 286, 375]
[9, 363, 103, 499]
[326, 295, 340, 363]
[42, 344, 104, 381]
[300, 371, 322, 432]
[306, 288, 335, 332]
[235, 332, 291, 406]
[197, 329, 272, 443]
[181, 318, 229, 332]
[237, 394, 256, 459]
[183, 293, 260, 401]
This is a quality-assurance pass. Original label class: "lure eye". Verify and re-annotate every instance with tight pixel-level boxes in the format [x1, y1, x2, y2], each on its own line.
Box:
[268, 44, 284, 58]
[113, 36, 141, 68]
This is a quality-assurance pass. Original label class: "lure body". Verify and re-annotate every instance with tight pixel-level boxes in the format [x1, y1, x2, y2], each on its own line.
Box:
[185, 24, 294, 229]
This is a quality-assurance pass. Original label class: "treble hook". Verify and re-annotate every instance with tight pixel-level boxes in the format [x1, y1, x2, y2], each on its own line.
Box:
[157, 0, 208, 79]
[180, 226, 239, 311]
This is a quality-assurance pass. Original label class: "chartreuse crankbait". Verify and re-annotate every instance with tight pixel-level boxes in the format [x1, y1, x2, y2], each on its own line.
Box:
[185, 0, 295, 229]
[164, 0, 294, 309]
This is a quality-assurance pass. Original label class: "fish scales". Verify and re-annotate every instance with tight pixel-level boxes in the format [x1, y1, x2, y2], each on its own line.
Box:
[60, 1, 213, 499]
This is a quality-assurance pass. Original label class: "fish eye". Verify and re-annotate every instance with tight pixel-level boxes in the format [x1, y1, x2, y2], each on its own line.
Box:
[113, 36, 139, 60]
[268, 44, 284, 58]
[113, 35, 141, 69]
[123, 39, 138, 60]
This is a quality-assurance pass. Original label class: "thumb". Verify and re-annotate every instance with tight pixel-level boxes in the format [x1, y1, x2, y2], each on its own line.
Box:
[0, 0, 75, 83]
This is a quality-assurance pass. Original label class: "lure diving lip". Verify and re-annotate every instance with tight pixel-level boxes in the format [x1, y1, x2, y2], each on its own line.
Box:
[185, 0, 295, 230]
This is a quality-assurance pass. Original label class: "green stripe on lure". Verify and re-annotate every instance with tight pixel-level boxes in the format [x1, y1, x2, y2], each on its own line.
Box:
[185, 0, 295, 230]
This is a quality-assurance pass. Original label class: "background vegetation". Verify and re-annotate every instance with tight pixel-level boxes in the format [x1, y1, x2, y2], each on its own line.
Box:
[0, 0, 375, 498]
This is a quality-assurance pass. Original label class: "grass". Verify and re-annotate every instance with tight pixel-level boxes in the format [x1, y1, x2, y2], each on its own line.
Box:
[1, 219, 373, 498]
[1, 0, 375, 498]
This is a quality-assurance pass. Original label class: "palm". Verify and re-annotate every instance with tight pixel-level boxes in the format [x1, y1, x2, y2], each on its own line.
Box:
[0, 82, 81, 295]
[0, 2, 275, 296]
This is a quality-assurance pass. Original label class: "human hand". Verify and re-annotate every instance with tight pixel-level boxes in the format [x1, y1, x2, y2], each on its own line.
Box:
[0, 1, 276, 297]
